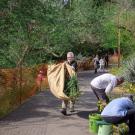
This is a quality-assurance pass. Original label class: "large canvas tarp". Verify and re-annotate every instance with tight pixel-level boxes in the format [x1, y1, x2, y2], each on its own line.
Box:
[47, 63, 75, 100]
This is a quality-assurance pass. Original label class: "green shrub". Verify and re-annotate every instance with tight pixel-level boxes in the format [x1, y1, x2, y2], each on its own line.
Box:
[109, 67, 123, 75]
[123, 82, 135, 93]
[122, 54, 135, 83]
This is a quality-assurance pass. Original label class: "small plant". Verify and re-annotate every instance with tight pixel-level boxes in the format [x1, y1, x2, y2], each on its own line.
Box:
[97, 100, 107, 113]
[91, 113, 102, 119]
[113, 123, 129, 135]
[123, 82, 135, 93]
[110, 67, 123, 75]
[65, 75, 80, 100]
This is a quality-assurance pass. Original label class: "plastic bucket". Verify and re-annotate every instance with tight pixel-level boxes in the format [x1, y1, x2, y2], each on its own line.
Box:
[89, 114, 102, 133]
[98, 123, 113, 135]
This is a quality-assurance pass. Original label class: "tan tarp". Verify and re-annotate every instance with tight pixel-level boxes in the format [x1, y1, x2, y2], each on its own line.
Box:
[47, 63, 75, 100]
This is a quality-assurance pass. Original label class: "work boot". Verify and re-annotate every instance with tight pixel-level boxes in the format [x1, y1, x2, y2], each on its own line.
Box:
[70, 100, 75, 112]
[70, 109, 75, 112]
[61, 109, 67, 115]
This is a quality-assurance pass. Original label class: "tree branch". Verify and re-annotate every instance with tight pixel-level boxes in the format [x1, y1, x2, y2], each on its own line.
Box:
[17, 45, 31, 66]
[31, 46, 65, 58]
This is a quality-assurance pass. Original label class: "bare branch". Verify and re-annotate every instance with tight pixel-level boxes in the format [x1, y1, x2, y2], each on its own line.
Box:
[17, 45, 31, 66]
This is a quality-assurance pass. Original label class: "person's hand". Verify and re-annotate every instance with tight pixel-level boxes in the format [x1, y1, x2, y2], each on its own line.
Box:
[71, 66, 75, 70]
[102, 101, 107, 106]
[64, 61, 68, 64]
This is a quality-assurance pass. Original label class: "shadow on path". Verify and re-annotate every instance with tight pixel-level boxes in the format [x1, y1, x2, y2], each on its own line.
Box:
[0, 91, 61, 123]
[77, 110, 98, 119]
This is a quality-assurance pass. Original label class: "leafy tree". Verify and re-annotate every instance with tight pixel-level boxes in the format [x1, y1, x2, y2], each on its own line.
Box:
[0, 0, 135, 68]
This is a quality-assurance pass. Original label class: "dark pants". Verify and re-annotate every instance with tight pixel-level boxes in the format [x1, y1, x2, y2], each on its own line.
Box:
[94, 68, 97, 73]
[94, 64, 99, 74]
[102, 109, 135, 134]
[91, 85, 109, 103]
[105, 60, 109, 68]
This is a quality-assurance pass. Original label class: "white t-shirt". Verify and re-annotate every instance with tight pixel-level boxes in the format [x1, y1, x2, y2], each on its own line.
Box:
[90, 73, 117, 94]
[99, 59, 105, 66]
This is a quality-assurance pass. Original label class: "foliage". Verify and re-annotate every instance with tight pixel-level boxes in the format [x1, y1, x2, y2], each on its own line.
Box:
[123, 82, 135, 93]
[110, 54, 135, 94]
[0, 67, 38, 117]
[65, 75, 80, 100]
[109, 54, 135, 93]
[97, 100, 107, 113]
[109, 67, 123, 75]
[101, 4, 135, 57]
[0, 0, 135, 66]
[0, 0, 74, 67]
[90, 113, 102, 120]
[122, 53, 135, 93]
[113, 123, 129, 135]
[122, 54, 135, 83]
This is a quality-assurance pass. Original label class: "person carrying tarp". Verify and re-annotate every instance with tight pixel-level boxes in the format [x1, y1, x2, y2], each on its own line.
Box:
[47, 52, 79, 116]
[61, 52, 78, 115]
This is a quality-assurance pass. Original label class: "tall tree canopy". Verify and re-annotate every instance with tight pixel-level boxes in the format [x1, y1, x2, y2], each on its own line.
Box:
[0, 0, 135, 68]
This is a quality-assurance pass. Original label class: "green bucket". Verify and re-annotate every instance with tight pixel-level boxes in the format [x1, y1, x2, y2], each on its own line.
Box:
[89, 113, 102, 133]
[97, 121, 113, 135]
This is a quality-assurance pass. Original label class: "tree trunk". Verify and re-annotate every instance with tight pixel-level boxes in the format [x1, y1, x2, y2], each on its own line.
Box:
[117, 12, 121, 68]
